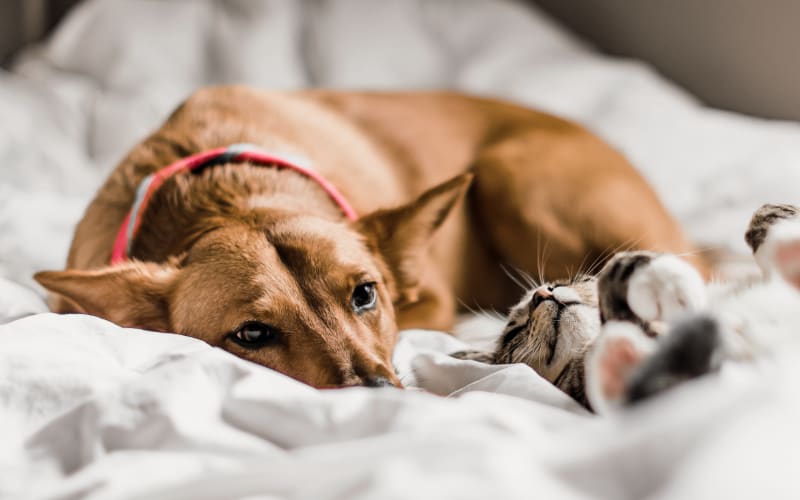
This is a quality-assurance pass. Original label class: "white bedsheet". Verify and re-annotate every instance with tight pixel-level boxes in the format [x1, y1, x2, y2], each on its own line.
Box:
[2, 0, 800, 498]
[3, 313, 800, 499]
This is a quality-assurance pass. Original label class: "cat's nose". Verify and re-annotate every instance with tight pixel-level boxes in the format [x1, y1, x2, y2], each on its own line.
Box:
[532, 286, 554, 308]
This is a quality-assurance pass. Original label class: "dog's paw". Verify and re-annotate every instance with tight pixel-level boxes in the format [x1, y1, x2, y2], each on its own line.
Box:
[585, 322, 655, 414]
[598, 252, 706, 335]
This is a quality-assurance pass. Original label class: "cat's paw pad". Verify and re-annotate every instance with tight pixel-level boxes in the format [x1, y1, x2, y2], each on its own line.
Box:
[586, 322, 655, 414]
[626, 314, 722, 404]
[626, 255, 707, 324]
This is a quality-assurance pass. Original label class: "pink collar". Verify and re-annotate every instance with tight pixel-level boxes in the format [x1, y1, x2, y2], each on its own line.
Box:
[110, 143, 358, 265]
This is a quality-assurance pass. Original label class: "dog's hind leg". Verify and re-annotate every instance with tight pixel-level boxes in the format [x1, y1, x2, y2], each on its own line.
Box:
[469, 125, 702, 285]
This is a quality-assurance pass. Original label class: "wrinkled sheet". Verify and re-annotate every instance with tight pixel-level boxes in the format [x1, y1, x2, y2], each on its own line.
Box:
[2, 314, 800, 499]
[2, 0, 800, 498]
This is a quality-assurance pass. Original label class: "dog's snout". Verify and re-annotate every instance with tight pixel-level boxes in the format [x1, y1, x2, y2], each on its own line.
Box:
[363, 376, 396, 388]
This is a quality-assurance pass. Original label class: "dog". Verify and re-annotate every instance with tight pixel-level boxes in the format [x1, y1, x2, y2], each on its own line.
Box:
[35, 87, 700, 389]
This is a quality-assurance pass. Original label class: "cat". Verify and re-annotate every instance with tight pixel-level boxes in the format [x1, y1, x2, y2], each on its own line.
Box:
[453, 204, 800, 413]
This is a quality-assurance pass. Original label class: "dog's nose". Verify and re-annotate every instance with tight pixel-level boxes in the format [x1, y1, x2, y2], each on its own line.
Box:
[532, 286, 554, 308]
[363, 376, 396, 388]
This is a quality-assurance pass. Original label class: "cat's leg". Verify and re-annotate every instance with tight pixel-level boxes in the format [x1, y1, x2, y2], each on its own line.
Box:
[588, 314, 724, 411]
[585, 322, 656, 413]
[625, 315, 722, 403]
[745, 203, 800, 280]
[597, 251, 707, 333]
[600, 205, 800, 409]
[587, 251, 709, 411]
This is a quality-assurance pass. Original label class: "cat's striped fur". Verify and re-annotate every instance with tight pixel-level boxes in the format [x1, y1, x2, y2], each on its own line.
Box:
[454, 203, 800, 412]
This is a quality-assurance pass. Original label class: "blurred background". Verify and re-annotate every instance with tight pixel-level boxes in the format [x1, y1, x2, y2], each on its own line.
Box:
[1, 0, 800, 300]
[4, 0, 800, 120]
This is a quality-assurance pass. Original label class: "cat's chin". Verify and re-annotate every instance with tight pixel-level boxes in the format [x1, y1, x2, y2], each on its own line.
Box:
[532, 303, 601, 383]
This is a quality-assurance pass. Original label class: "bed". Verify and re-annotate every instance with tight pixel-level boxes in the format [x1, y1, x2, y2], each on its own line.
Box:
[2, 1, 800, 498]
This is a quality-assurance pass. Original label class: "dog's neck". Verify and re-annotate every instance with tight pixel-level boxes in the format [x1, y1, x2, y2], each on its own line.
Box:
[129, 164, 348, 263]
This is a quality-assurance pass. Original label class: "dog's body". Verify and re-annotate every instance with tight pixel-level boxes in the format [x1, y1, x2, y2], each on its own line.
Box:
[37, 87, 698, 388]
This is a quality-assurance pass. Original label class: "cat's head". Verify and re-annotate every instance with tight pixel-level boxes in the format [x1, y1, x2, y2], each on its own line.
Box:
[493, 277, 600, 405]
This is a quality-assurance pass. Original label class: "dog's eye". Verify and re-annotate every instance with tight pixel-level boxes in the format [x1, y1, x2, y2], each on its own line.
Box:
[351, 282, 378, 313]
[230, 321, 278, 348]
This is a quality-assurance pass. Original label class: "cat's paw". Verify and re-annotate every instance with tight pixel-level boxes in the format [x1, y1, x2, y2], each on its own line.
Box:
[587, 315, 722, 412]
[773, 236, 800, 290]
[626, 254, 707, 323]
[626, 314, 722, 403]
[599, 252, 706, 335]
[745, 204, 799, 254]
[747, 204, 800, 283]
[585, 322, 655, 414]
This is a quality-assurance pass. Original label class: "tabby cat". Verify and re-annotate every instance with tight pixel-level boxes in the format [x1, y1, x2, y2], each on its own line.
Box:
[453, 204, 800, 413]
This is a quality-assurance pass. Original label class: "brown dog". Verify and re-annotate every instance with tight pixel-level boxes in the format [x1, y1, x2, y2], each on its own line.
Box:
[35, 87, 698, 388]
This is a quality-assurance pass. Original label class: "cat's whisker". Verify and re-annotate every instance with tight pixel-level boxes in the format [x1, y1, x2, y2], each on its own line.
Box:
[457, 298, 484, 317]
[583, 236, 644, 278]
[673, 245, 721, 258]
[513, 266, 539, 289]
[486, 308, 506, 321]
[500, 264, 528, 291]
[537, 233, 551, 286]
[457, 298, 506, 322]
[572, 251, 593, 283]
[580, 250, 609, 278]
[579, 243, 620, 278]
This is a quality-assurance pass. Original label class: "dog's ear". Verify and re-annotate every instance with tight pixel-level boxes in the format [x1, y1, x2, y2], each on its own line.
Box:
[357, 173, 473, 305]
[34, 261, 177, 331]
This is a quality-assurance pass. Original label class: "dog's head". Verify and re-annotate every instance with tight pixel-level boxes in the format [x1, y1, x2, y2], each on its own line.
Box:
[36, 174, 472, 388]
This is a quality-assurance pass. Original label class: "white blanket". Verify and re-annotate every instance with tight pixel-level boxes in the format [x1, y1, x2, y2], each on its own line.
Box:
[3, 314, 800, 499]
[2, 0, 800, 498]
